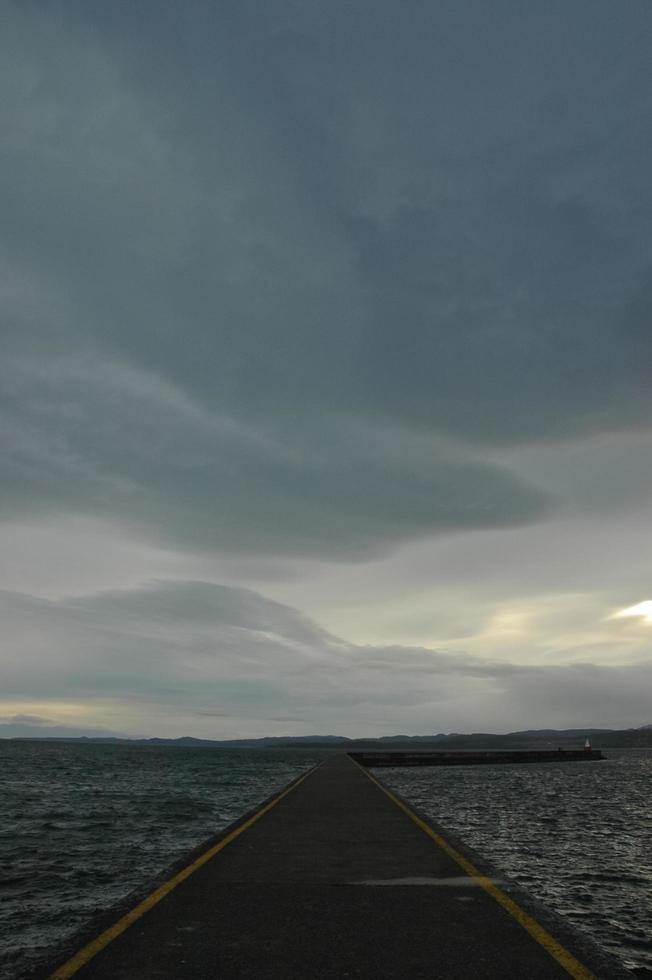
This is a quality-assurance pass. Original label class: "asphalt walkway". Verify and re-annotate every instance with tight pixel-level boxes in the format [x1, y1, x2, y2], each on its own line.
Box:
[41, 754, 619, 979]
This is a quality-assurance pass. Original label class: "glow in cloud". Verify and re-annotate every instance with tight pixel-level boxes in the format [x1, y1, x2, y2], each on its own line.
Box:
[613, 601, 652, 624]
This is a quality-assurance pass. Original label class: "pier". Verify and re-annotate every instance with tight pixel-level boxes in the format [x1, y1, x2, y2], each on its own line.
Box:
[350, 748, 605, 767]
[38, 754, 623, 980]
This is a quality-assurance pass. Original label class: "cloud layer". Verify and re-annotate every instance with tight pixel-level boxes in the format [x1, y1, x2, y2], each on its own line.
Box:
[2, 581, 650, 737]
[1, 2, 652, 736]
[1, 350, 548, 559]
[2, 1, 652, 561]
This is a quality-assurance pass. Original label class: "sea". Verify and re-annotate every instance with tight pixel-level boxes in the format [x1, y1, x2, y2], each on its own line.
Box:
[1, 741, 650, 979]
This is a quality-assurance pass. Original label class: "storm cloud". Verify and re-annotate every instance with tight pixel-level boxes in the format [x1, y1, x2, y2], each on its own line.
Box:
[1, 1, 651, 735]
[1, 349, 548, 558]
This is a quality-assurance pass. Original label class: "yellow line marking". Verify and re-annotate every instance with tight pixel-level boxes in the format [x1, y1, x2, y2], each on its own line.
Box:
[352, 759, 596, 980]
[48, 765, 319, 979]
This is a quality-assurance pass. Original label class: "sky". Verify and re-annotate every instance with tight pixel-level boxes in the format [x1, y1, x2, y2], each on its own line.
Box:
[2, 0, 652, 739]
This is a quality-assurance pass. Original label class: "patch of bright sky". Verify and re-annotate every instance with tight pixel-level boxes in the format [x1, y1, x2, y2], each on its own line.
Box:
[0, 518, 192, 598]
[613, 601, 652, 623]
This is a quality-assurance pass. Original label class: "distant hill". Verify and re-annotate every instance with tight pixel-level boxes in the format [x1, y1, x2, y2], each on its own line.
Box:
[6, 725, 652, 750]
[138, 734, 350, 748]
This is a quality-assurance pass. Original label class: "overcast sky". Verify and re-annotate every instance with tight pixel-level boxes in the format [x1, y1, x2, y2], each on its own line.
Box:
[2, 0, 652, 739]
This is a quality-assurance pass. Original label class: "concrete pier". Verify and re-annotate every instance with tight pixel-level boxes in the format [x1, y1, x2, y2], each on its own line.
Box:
[36, 754, 624, 980]
[350, 748, 605, 767]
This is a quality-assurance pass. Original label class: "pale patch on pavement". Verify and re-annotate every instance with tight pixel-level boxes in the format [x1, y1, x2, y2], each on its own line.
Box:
[351, 876, 503, 887]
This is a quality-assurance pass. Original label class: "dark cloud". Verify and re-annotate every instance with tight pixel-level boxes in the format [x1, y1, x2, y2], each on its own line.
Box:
[1, 351, 548, 558]
[1, 2, 652, 560]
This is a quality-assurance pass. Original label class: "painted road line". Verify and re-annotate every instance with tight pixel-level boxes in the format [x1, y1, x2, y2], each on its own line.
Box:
[354, 760, 596, 980]
[48, 764, 320, 980]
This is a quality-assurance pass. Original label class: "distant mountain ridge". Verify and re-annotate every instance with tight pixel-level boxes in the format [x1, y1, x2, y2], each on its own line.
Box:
[6, 725, 652, 749]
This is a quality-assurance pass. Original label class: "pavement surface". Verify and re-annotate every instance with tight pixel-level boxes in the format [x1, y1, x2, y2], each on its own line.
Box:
[41, 754, 619, 979]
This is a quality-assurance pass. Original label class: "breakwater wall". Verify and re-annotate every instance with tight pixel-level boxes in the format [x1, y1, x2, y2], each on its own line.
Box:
[349, 748, 604, 767]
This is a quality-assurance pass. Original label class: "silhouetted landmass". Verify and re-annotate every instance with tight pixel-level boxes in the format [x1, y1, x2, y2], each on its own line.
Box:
[7, 725, 652, 749]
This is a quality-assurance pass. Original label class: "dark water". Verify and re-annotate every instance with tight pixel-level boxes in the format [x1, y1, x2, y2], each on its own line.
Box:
[0, 740, 321, 979]
[381, 749, 652, 976]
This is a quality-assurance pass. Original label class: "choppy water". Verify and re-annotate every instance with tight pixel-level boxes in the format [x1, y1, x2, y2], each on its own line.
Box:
[381, 749, 652, 977]
[1, 744, 650, 979]
[0, 740, 321, 979]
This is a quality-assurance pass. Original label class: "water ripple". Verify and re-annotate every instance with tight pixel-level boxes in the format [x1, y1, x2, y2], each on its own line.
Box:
[381, 749, 652, 975]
